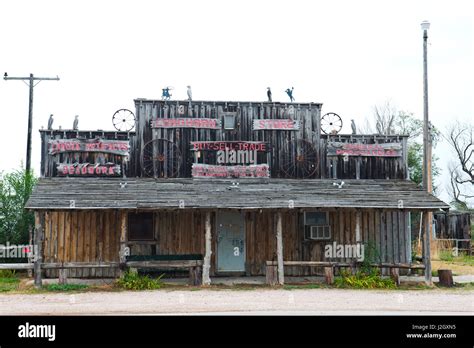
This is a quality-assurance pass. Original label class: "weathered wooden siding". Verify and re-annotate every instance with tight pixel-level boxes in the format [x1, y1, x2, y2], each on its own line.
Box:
[434, 212, 471, 250]
[43, 208, 410, 278]
[43, 210, 120, 278]
[132, 100, 322, 178]
[323, 134, 408, 179]
[39, 130, 133, 178]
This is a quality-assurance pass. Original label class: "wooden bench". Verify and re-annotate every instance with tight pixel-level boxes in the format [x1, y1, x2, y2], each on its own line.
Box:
[125, 254, 203, 286]
[265, 261, 426, 286]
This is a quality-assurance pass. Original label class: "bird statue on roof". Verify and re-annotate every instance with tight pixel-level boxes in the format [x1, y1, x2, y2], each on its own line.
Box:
[161, 87, 172, 100]
[3, 72, 7, 79]
[267, 87, 272, 102]
[285, 87, 294, 103]
[351, 119, 357, 135]
[73, 115, 79, 130]
[48, 114, 54, 130]
[187, 85, 192, 101]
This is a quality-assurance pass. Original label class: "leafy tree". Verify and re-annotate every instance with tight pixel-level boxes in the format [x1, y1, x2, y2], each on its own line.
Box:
[0, 168, 37, 245]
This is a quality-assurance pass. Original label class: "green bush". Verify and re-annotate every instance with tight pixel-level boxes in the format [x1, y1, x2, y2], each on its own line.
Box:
[439, 250, 454, 262]
[116, 270, 164, 290]
[45, 284, 89, 292]
[335, 269, 396, 289]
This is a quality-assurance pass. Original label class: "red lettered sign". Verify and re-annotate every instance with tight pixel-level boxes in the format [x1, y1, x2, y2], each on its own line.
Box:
[252, 119, 300, 130]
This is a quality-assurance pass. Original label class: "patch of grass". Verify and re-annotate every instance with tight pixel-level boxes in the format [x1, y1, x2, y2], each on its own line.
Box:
[45, 284, 89, 292]
[116, 270, 164, 290]
[334, 269, 396, 289]
[0, 277, 20, 292]
[0, 270, 17, 278]
[438, 251, 474, 266]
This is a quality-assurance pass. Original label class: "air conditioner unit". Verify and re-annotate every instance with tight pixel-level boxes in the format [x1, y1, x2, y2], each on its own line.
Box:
[309, 225, 331, 240]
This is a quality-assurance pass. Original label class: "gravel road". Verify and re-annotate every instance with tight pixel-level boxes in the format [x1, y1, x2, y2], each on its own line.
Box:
[0, 288, 473, 315]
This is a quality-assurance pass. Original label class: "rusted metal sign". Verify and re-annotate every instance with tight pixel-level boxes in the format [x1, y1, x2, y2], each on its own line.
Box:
[49, 138, 129, 156]
[57, 163, 121, 176]
[191, 163, 269, 178]
[252, 119, 300, 130]
[327, 142, 402, 157]
[150, 118, 221, 129]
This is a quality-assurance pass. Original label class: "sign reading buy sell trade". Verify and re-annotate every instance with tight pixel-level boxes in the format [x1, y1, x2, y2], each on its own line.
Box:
[327, 142, 402, 157]
[190, 141, 269, 178]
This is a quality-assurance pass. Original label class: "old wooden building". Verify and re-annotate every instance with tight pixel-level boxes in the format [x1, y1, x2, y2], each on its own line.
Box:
[25, 99, 449, 285]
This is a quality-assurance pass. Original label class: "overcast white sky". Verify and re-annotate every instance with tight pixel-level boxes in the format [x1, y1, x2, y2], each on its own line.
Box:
[0, 0, 472, 203]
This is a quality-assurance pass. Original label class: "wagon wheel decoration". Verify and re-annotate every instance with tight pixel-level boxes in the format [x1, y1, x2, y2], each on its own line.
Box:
[281, 139, 319, 178]
[141, 138, 180, 178]
[321, 112, 343, 135]
[112, 109, 136, 132]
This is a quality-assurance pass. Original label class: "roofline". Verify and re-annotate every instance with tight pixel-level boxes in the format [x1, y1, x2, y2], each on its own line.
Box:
[134, 98, 323, 107]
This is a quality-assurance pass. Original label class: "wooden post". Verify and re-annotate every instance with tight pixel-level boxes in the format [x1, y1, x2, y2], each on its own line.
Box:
[58, 268, 68, 284]
[276, 212, 284, 285]
[438, 269, 453, 287]
[27, 225, 33, 278]
[189, 266, 202, 286]
[119, 211, 128, 276]
[423, 211, 432, 285]
[202, 211, 212, 286]
[33, 211, 44, 288]
[266, 261, 278, 286]
[324, 266, 334, 285]
[390, 268, 400, 286]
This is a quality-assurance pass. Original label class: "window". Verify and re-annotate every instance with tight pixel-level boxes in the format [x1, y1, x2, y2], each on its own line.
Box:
[304, 211, 331, 240]
[223, 113, 236, 130]
[304, 212, 328, 226]
[128, 212, 154, 241]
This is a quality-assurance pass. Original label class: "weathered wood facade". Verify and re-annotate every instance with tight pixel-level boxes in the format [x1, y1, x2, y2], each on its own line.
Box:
[25, 98, 449, 284]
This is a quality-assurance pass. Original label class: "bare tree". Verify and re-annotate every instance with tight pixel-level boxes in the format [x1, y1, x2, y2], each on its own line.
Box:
[358, 100, 398, 135]
[445, 121, 473, 209]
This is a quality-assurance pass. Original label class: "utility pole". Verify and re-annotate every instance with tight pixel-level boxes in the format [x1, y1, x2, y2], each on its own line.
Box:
[3, 73, 60, 173]
[421, 21, 432, 285]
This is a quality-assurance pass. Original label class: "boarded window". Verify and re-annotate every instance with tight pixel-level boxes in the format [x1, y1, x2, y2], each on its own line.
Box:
[304, 212, 328, 225]
[128, 212, 154, 241]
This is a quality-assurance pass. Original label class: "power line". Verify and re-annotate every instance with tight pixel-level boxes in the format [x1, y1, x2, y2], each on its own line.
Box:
[3, 72, 60, 172]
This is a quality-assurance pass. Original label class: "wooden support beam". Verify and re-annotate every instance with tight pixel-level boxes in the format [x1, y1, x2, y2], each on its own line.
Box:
[202, 211, 212, 286]
[324, 266, 334, 285]
[119, 211, 128, 276]
[355, 210, 361, 243]
[276, 212, 284, 285]
[390, 268, 400, 286]
[58, 269, 68, 284]
[33, 211, 44, 288]
[265, 262, 278, 286]
[423, 211, 432, 285]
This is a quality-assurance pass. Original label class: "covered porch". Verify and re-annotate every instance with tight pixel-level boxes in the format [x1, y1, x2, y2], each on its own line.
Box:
[24, 177, 449, 286]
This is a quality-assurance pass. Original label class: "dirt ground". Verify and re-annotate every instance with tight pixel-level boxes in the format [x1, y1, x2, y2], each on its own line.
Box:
[0, 288, 472, 315]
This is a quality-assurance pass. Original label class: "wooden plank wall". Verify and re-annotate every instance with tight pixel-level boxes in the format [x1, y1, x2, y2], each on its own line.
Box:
[324, 135, 408, 180]
[39, 130, 132, 177]
[43, 210, 120, 278]
[131, 100, 322, 178]
[43, 208, 410, 278]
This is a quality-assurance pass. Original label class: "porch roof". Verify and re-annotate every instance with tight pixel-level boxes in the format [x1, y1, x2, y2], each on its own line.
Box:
[26, 178, 449, 211]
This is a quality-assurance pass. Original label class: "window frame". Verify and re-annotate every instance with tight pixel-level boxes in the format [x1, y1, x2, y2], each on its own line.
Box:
[127, 212, 155, 241]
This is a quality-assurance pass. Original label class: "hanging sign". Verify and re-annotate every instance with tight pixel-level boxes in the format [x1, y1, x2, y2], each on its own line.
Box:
[57, 163, 121, 177]
[192, 163, 269, 178]
[49, 138, 129, 156]
[252, 119, 300, 130]
[327, 142, 402, 157]
[150, 118, 221, 129]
